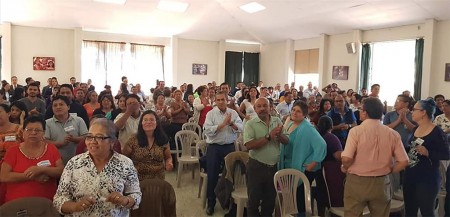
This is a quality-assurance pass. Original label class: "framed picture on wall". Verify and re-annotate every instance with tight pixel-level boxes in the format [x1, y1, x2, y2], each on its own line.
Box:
[33, 57, 55, 70]
[445, 63, 450, 81]
[332, 65, 349, 80]
[192, 63, 207, 75]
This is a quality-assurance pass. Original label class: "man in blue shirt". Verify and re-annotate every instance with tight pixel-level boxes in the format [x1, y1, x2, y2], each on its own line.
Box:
[328, 94, 356, 147]
[203, 91, 243, 215]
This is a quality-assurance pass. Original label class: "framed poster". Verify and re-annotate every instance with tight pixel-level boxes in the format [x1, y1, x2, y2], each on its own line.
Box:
[445, 63, 450, 81]
[332, 65, 349, 80]
[192, 63, 207, 75]
[33, 57, 55, 70]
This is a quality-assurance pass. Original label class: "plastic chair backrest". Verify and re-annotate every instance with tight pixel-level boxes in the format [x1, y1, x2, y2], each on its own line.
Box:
[274, 169, 301, 216]
[175, 130, 200, 159]
[195, 139, 207, 157]
[439, 161, 447, 191]
[131, 179, 176, 217]
[182, 122, 203, 139]
[322, 161, 346, 207]
[0, 197, 60, 217]
[224, 151, 249, 188]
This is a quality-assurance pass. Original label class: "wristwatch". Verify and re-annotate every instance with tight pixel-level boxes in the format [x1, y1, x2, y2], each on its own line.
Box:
[265, 134, 271, 141]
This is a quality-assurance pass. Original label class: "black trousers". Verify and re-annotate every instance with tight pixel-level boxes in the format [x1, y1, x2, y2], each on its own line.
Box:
[403, 176, 440, 216]
[445, 166, 450, 217]
[246, 158, 278, 217]
[206, 143, 235, 208]
[296, 171, 315, 214]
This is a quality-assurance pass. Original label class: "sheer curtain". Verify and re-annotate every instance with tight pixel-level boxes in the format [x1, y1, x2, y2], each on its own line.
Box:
[82, 41, 125, 95]
[82, 41, 164, 95]
[130, 44, 165, 90]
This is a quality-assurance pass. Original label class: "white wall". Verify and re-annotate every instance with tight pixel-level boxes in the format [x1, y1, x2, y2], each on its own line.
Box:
[430, 20, 450, 96]
[2, 21, 450, 97]
[325, 33, 358, 91]
[260, 41, 289, 86]
[11, 26, 74, 86]
[0, 23, 12, 81]
[175, 38, 219, 88]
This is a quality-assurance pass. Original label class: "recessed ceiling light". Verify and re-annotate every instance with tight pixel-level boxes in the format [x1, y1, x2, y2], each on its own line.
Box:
[157, 1, 189, 13]
[240, 2, 266, 14]
[93, 0, 127, 5]
[226, 39, 261, 45]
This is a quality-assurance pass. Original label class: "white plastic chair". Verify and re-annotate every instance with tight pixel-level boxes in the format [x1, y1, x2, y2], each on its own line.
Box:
[231, 162, 247, 217]
[322, 162, 371, 217]
[226, 151, 249, 217]
[182, 122, 203, 139]
[195, 139, 208, 208]
[273, 169, 304, 217]
[175, 130, 200, 188]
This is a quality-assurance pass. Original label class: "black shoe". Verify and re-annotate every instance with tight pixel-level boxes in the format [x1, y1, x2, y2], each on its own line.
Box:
[206, 207, 214, 216]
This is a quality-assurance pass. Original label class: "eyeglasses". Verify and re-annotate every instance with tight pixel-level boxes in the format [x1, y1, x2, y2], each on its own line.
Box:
[334, 100, 344, 103]
[24, 128, 44, 133]
[85, 135, 111, 142]
[412, 108, 424, 112]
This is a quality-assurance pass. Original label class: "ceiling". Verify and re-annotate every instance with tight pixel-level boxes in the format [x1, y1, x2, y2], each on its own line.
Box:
[1, 0, 450, 44]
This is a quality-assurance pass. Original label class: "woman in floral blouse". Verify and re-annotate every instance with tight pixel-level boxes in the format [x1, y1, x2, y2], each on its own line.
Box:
[433, 99, 450, 135]
[53, 118, 141, 216]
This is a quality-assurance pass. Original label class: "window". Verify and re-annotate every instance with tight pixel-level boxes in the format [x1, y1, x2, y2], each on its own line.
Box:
[368, 40, 416, 105]
[81, 41, 164, 95]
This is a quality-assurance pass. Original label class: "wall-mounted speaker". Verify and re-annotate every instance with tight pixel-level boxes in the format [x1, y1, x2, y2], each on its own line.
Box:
[346, 42, 356, 54]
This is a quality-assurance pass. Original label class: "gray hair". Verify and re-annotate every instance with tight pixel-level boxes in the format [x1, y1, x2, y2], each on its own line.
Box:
[90, 118, 117, 142]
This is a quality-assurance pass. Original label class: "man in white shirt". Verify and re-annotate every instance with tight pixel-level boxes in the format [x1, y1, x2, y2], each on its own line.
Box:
[114, 94, 142, 146]
[276, 92, 294, 121]
[303, 81, 315, 98]
[203, 91, 243, 215]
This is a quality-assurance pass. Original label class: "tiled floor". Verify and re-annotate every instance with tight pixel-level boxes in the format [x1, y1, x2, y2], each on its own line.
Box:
[165, 167, 228, 217]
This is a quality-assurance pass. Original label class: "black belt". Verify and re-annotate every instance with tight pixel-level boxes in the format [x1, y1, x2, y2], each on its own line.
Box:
[209, 143, 234, 146]
[249, 157, 277, 168]
[349, 173, 388, 178]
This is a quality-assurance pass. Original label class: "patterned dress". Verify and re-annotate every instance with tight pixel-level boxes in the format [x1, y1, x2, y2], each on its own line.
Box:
[53, 152, 141, 217]
[433, 113, 450, 133]
[126, 135, 168, 180]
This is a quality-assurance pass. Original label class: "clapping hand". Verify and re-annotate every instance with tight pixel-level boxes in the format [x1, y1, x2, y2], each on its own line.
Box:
[223, 113, 232, 126]
[269, 124, 283, 139]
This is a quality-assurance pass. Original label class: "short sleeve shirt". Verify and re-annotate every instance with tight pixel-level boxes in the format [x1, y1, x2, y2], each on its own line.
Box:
[45, 115, 88, 164]
[244, 116, 283, 165]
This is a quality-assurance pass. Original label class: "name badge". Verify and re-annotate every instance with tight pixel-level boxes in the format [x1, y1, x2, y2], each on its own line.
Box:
[4, 136, 17, 142]
[64, 125, 75, 133]
[37, 160, 51, 167]
[415, 138, 424, 146]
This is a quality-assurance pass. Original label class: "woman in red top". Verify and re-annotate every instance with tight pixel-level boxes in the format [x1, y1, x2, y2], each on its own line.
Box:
[0, 115, 63, 203]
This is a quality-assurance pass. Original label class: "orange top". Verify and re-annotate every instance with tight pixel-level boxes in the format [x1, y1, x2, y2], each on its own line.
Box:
[83, 103, 100, 120]
[342, 119, 408, 176]
[0, 124, 23, 159]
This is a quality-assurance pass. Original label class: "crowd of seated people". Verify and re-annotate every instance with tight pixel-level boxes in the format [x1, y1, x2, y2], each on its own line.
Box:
[0, 75, 449, 217]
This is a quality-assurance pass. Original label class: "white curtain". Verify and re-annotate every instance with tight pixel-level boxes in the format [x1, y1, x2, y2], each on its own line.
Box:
[81, 41, 164, 95]
[130, 44, 165, 91]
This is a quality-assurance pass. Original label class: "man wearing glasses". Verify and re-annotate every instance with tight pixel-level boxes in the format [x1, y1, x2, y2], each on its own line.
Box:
[328, 94, 357, 147]
[45, 95, 88, 165]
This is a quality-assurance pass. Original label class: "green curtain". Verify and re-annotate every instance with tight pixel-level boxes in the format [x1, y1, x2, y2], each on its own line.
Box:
[414, 38, 424, 100]
[359, 43, 371, 90]
[225, 51, 243, 88]
[243, 52, 260, 86]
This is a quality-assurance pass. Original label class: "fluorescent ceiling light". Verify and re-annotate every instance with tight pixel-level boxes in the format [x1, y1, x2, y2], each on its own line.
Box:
[93, 0, 127, 4]
[226, 39, 261, 45]
[240, 2, 266, 14]
[157, 1, 189, 13]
